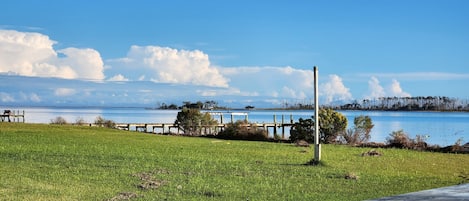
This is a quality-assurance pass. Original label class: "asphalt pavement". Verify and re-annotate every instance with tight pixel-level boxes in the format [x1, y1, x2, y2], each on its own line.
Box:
[368, 183, 469, 201]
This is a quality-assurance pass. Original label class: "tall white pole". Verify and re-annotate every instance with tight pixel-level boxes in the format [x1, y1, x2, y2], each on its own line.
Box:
[314, 66, 321, 162]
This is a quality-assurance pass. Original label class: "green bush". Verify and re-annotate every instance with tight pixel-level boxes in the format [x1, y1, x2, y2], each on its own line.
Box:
[318, 108, 348, 143]
[290, 118, 314, 143]
[290, 108, 347, 144]
[216, 120, 268, 141]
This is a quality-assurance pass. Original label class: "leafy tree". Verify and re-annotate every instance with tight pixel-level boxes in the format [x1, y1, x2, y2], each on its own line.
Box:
[290, 108, 347, 144]
[175, 108, 217, 135]
[318, 108, 348, 143]
[290, 118, 314, 142]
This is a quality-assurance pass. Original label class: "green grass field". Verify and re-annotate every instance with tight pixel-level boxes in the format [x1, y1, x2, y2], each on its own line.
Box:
[0, 123, 468, 200]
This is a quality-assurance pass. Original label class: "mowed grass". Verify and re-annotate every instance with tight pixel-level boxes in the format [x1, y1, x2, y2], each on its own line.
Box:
[0, 123, 468, 200]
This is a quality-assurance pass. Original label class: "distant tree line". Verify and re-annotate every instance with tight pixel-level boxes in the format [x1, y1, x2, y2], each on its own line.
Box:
[274, 96, 469, 111]
[335, 96, 469, 111]
[157, 100, 228, 110]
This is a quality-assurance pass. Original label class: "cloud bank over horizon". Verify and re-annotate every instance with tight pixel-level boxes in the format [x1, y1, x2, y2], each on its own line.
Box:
[0, 29, 421, 106]
[0, 30, 105, 80]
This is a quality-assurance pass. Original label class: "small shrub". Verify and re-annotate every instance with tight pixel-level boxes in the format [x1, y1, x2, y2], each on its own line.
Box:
[95, 116, 105, 125]
[50, 116, 68, 125]
[387, 129, 412, 148]
[386, 130, 429, 150]
[341, 128, 360, 145]
[94, 116, 116, 128]
[216, 120, 268, 141]
[341, 115, 374, 145]
[75, 117, 87, 126]
[104, 120, 116, 128]
[412, 134, 428, 150]
[451, 138, 464, 152]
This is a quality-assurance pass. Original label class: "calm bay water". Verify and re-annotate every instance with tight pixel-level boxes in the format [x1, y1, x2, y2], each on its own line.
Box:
[3, 107, 468, 146]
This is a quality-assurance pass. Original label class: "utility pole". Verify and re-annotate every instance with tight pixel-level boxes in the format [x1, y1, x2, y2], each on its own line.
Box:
[313, 66, 321, 162]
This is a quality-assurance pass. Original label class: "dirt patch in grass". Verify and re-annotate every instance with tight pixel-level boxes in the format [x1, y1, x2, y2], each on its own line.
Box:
[107, 192, 139, 201]
[344, 172, 359, 180]
[203, 191, 223, 198]
[361, 149, 382, 157]
[132, 169, 168, 190]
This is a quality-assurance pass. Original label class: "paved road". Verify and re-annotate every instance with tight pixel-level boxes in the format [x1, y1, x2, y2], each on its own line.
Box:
[369, 183, 469, 201]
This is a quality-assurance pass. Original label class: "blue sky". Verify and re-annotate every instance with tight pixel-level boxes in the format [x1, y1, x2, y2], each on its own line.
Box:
[1, 0, 468, 107]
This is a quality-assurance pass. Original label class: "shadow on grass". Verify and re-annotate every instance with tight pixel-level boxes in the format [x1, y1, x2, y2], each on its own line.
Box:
[280, 160, 329, 167]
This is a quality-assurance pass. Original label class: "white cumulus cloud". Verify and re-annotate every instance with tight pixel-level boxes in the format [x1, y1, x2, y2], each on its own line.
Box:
[320, 74, 352, 104]
[107, 74, 129, 81]
[364, 77, 411, 98]
[365, 76, 385, 99]
[218, 66, 314, 99]
[389, 79, 411, 97]
[0, 29, 105, 80]
[107, 45, 229, 87]
[54, 88, 76, 96]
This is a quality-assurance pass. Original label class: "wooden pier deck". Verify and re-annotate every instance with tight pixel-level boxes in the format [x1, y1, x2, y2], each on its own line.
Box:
[114, 122, 295, 139]
[111, 113, 297, 139]
[0, 110, 25, 123]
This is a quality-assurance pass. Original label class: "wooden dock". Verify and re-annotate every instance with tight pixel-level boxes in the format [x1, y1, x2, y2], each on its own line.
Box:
[114, 122, 295, 139]
[0, 110, 25, 123]
[112, 113, 297, 139]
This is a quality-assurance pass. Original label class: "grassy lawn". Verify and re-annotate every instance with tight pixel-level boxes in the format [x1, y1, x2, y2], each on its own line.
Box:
[0, 123, 468, 200]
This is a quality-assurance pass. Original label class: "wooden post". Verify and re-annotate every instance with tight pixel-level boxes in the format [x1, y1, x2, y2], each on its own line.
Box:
[281, 115, 285, 139]
[273, 114, 277, 137]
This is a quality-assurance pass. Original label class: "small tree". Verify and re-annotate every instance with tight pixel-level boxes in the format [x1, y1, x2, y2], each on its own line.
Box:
[290, 118, 314, 143]
[94, 116, 116, 128]
[318, 108, 348, 143]
[290, 108, 347, 144]
[50, 116, 68, 125]
[75, 117, 87, 126]
[341, 115, 374, 145]
[175, 108, 217, 135]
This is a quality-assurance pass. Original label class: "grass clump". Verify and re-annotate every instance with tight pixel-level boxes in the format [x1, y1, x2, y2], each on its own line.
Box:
[0, 123, 468, 200]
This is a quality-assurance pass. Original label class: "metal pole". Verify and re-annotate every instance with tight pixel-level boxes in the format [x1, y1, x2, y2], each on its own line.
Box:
[314, 66, 321, 162]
